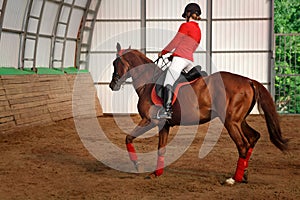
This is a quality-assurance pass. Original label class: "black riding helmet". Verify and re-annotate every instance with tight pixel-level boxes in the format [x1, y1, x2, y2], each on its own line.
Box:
[182, 3, 201, 18]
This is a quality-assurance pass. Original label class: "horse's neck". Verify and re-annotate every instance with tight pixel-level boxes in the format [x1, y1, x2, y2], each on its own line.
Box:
[129, 58, 162, 96]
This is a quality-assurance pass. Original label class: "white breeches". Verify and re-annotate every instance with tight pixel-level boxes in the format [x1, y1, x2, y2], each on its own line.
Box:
[163, 56, 194, 86]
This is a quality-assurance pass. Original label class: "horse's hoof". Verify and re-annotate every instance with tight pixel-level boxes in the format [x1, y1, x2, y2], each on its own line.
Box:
[223, 176, 248, 185]
[224, 177, 235, 185]
[145, 172, 158, 180]
[132, 161, 143, 173]
[135, 163, 144, 173]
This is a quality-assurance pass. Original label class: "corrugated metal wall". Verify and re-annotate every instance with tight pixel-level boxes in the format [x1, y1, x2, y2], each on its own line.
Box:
[0, 0, 273, 114]
[211, 0, 272, 83]
[91, 0, 273, 114]
[0, 0, 88, 69]
[91, 0, 142, 113]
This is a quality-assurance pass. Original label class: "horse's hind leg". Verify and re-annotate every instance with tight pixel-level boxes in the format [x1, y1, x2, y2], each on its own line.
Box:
[240, 120, 261, 179]
[225, 119, 261, 184]
[242, 120, 260, 149]
[125, 118, 156, 171]
[224, 120, 252, 184]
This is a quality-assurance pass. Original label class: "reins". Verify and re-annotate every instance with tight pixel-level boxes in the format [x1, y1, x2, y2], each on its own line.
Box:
[154, 56, 173, 71]
[114, 50, 173, 91]
[152, 55, 173, 83]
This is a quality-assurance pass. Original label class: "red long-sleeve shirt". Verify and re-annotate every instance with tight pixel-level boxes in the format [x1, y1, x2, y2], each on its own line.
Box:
[161, 21, 201, 62]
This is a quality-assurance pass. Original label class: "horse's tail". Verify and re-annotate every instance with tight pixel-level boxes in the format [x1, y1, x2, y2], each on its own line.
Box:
[252, 80, 288, 152]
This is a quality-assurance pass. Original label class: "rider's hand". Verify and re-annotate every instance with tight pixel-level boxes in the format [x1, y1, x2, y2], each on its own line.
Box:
[158, 52, 163, 58]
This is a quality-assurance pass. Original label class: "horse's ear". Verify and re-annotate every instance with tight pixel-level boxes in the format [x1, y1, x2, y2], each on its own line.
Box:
[116, 43, 121, 53]
[128, 45, 131, 49]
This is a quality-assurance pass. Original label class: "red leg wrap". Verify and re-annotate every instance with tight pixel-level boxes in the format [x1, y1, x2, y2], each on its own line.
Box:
[126, 143, 137, 161]
[233, 157, 247, 182]
[155, 156, 165, 176]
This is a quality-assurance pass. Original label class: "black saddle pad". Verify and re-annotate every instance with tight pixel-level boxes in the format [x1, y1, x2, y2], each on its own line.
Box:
[155, 65, 208, 99]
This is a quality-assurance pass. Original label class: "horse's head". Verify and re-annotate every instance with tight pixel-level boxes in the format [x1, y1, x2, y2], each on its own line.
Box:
[109, 43, 132, 91]
[109, 43, 159, 91]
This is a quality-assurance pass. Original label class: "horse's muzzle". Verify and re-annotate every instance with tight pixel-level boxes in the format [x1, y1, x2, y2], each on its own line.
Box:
[109, 72, 128, 91]
[109, 80, 121, 91]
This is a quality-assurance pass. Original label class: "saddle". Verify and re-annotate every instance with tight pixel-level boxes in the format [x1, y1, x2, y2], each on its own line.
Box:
[151, 65, 208, 106]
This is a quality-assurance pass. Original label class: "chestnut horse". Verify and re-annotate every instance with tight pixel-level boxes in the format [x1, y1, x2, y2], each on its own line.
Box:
[109, 44, 288, 184]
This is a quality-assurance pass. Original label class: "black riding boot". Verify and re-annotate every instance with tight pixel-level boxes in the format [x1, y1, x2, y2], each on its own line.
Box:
[157, 84, 173, 119]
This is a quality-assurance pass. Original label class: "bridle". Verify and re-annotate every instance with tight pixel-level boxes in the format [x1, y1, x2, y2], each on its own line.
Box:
[111, 55, 127, 88]
[112, 57, 121, 80]
[111, 50, 173, 90]
[112, 47, 128, 80]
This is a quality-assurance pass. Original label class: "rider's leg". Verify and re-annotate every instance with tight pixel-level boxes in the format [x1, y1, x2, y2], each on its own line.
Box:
[158, 84, 173, 119]
[158, 57, 193, 119]
[164, 56, 192, 86]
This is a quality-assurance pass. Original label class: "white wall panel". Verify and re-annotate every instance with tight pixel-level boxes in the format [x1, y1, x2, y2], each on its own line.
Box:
[75, 0, 87, 7]
[64, 0, 74, 4]
[98, 0, 140, 19]
[210, 0, 272, 114]
[193, 53, 207, 71]
[0, 33, 20, 67]
[212, 20, 270, 51]
[89, 53, 115, 83]
[213, 0, 271, 18]
[24, 40, 35, 66]
[68, 9, 84, 38]
[96, 84, 139, 113]
[60, 6, 71, 23]
[64, 41, 76, 67]
[40, 1, 59, 35]
[53, 42, 63, 62]
[28, 17, 39, 33]
[146, 22, 182, 52]
[3, 0, 28, 30]
[36, 37, 51, 67]
[31, 0, 44, 17]
[91, 22, 141, 51]
[147, 0, 207, 19]
[211, 53, 269, 82]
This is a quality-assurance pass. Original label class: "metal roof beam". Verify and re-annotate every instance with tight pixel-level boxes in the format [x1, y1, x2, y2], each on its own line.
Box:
[0, 0, 8, 40]
[75, 0, 101, 70]
[20, 0, 47, 71]
[50, 0, 76, 70]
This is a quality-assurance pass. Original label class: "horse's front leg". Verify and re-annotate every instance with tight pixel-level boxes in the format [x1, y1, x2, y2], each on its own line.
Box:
[147, 123, 170, 179]
[125, 118, 155, 171]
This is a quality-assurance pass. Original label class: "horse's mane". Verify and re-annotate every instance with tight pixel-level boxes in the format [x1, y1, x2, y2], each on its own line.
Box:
[125, 49, 154, 64]
[122, 49, 163, 80]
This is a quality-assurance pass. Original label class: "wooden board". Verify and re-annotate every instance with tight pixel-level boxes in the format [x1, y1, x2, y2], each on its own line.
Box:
[0, 73, 103, 132]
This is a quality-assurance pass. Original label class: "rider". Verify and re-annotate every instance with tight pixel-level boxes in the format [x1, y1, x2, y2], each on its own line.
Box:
[157, 3, 202, 119]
